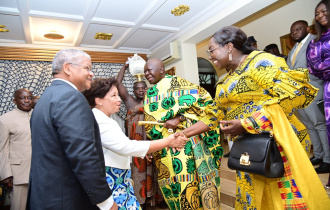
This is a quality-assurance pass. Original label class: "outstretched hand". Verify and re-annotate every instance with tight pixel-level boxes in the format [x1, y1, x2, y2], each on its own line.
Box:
[167, 133, 188, 152]
[220, 120, 246, 137]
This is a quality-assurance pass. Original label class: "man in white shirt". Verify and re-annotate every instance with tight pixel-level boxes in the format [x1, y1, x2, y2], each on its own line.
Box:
[27, 49, 118, 210]
[287, 20, 330, 173]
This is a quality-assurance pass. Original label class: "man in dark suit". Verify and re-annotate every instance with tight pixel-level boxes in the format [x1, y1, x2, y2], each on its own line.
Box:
[27, 49, 118, 209]
[287, 20, 330, 173]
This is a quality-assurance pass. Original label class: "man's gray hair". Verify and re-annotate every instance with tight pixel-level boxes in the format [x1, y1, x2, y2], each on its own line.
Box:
[52, 49, 91, 75]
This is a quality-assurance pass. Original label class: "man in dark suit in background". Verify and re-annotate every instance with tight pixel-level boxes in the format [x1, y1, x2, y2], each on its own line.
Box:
[27, 49, 118, 209]
[287, 20, 330, 173]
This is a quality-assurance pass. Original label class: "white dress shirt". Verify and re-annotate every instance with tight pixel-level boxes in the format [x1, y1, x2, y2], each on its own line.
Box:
[92, 108, 150, 169]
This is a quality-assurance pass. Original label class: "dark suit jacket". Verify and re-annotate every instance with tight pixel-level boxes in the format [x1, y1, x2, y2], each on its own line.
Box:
[27, 80, 111, 210]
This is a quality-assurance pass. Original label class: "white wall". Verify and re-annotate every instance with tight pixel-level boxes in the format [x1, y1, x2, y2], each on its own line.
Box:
[166, 43, 200, 85]
[237, 0, 318, 52]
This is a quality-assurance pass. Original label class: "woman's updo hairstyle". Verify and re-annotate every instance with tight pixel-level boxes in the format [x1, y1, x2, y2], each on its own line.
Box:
[83, 77, 118, 108]
[212, 26, 255, 54]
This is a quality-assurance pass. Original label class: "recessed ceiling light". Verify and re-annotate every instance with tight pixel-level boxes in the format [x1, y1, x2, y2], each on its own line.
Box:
[44, 32, 64, 40]
[94, 33, 113, 40]
[0, 25, 9, 32]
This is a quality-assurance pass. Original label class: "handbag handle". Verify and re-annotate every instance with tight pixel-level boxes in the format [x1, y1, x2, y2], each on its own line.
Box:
[247, 117, 271, 136]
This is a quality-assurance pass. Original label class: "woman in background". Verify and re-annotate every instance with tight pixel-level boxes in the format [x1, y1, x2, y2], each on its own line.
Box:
[84, 77, 188, 210]
[307, 0, 330, 187]
[176, 26, 330, 209]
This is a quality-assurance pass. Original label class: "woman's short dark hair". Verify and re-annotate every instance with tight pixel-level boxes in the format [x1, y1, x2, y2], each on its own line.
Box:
[212, 26, 255, 54]
[83, 77, 118, 108]
[315, 0, 330, 42]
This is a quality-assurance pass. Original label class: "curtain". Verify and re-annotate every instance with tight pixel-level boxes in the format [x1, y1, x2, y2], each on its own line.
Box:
[0, 60, 135, 119]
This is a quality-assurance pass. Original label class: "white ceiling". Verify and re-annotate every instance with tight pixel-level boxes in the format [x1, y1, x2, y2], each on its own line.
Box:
[0, 0, 278, 55]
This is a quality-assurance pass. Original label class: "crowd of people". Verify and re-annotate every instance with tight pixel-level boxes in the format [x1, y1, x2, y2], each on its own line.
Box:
[1, 0, 330, 210]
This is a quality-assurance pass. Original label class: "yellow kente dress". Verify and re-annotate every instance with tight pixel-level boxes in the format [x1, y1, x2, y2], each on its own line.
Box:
[206, 51, 330, 209]
[144, 75, 222, 210]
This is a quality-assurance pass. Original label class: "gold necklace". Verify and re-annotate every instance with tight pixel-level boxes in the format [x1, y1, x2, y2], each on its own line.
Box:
[229, 55, 247, 75]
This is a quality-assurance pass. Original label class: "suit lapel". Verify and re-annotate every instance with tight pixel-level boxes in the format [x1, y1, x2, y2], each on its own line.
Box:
[291, 34, 316, 68]
[287, 43, 298, 68]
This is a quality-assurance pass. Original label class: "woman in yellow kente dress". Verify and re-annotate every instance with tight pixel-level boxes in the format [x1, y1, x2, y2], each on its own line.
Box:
[180, 26, 330, 210]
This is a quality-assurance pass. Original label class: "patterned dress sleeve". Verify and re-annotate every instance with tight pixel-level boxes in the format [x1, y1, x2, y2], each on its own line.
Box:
[202, 74, 231, 130]
[200, 86, 222, 129]
[248, 52, 317, 114]
[307, 30, 330, 81]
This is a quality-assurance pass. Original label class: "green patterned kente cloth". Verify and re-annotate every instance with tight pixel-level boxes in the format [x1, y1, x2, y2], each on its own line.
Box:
[143, 75, 223, 210]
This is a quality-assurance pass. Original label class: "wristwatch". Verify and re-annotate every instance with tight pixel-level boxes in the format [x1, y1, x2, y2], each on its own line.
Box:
[180, 115, 186, 122]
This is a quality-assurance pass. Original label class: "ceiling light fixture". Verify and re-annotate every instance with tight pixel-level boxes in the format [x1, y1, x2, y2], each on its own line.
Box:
[0, 25, 9, 32]
[44, 31, 64, 40]
[171, 5, 190, 16]
[94, 33, 113, 40]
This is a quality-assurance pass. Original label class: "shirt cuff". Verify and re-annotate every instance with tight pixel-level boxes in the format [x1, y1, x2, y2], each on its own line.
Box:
[97, 195, 114, 210]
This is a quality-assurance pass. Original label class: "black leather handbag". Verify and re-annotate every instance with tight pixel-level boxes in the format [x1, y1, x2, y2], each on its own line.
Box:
[228, 117, 284, 178]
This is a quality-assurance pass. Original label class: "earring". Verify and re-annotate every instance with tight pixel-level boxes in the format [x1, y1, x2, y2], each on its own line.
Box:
[229, 52, 232, 61]
[99, 103, 102, 106]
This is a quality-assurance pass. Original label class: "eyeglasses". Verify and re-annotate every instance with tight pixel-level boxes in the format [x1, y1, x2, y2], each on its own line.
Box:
[69, 63, 92, 72]
[206, 45, 221, 57]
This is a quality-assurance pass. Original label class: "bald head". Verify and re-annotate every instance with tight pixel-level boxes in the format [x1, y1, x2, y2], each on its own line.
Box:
[147, 58, 164, 69]
[14, 89, 32, 98]
[144, 58, 165, 84]
[13, 89, 33, 112]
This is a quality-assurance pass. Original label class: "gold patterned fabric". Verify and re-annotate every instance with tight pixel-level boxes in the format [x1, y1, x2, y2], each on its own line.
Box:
[144, 75, 222, 210]
[205, 51, 320, 209]
[240, 105, 330, 209]
[207, 51, 314, 154]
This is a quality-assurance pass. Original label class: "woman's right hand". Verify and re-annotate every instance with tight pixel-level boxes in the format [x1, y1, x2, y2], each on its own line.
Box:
[167, 133, 189, 151]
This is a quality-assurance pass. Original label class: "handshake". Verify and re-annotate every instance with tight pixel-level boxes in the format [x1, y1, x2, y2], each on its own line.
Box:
[165, 132, 189, 152]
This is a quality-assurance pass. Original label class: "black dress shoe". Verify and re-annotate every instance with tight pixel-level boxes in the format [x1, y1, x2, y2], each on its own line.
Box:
[315, 162, 330, 174]
[224, 152, 230, 158]
[310, 156, 323, 165]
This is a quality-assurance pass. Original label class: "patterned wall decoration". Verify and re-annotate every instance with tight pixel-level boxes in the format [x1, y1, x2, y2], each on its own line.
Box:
[0, 60, 136, 119]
